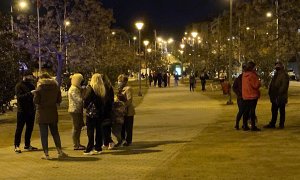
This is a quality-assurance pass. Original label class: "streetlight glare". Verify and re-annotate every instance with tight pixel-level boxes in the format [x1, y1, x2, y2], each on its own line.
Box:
[19, 1, 28, 9]
[133, 36, 137, 40]
[266, 12, 273, 18]
[64, 20, 71, 26]
[147, 48, 152, 53]
[191, 32, 198, 38]
[168, 38, 174, 44]
[246, 27, 250, 30]
[135, 22, 144, 30]
[180, 44, 185, 49]
[143, 40, 149, 46]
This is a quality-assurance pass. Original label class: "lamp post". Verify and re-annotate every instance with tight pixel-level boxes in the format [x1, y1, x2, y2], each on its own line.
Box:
[180, 43, 185, 81]
[266, 0, 279, 60]
[143, 40, 149, 86]
[64, 19, 70, 73]
[135, 21, 144, 96]
[11, 0, 28, 32]
[227, 0, 233, 105]
[191, 32, 198, 73]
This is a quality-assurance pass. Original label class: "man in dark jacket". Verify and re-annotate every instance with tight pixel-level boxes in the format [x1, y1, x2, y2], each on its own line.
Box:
[14, 71, 38, 153]
[264, 61, 289, 129]
[232, 64, 247, 130]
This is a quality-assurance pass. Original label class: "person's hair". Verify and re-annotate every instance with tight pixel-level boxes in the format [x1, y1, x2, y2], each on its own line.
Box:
[246, 61, 256, 71]
[117, 74, 128, 83]
[102, 74, 112, 89]
[39, 73, 52, 79]
[90, 73, 106, 98]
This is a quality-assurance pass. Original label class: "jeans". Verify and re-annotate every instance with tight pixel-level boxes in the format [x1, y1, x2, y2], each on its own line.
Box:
[243, 99, 258, 128]
[121, 116, 134, 144]
[86, 117, 102, 152]
[235, 98, 247, 127]
[14, 111, 35, 147]
[270, 102, 286, 127]
[190, 83, 194, 91]
[39, 123, 62, 154]
[70, 113, 84, 147]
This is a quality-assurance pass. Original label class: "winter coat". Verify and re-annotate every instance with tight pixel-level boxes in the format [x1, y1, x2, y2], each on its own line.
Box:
[103, 86, 114, 119]
[189, 75, 196, 84]
[83, 85, 104, 120]
[233, 74, 243, 99]
[34, 78, 62, 124]
[68, 74, 83, 113]
[121, 86, 135, 116]
[268, 69, 289, 104]
[242, 71, 261, 100]
[15, 80, 36, 113]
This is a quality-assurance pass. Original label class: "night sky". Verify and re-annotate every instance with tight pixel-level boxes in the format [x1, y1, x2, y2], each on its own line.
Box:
[0, 0, 228, 39]
[101, 0, 228, 38]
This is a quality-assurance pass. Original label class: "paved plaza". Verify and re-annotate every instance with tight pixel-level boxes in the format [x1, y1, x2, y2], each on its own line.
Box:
[0, 82, 222, 180]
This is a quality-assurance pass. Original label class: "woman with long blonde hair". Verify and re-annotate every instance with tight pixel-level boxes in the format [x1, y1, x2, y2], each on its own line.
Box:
[83, 73, 106, 155]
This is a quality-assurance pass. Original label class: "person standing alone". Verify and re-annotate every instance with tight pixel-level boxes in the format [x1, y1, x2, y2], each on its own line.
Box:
[264, 61, 289, 129]
[14, 71, 38, 153]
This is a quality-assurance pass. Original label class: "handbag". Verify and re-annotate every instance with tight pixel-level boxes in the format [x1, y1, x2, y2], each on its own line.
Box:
[86, 101, 99, 119]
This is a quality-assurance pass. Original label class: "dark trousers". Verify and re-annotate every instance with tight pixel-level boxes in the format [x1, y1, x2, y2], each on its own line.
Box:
[270, 102, 286, 127]
[243, 99, 258, 128]
[14, 112, 35, 147]
[121, 116, 134, 144]
[201, 80, 206, 91]
[190, 83, 194, 91]
[102, 123, 113, 146]
[39, 123, 62, 154]
[86, 117, 102, 152]
[236, 98, 247, 127]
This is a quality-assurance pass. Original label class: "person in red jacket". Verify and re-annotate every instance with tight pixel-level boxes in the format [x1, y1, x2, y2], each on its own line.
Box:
[242, 61, 261, 131]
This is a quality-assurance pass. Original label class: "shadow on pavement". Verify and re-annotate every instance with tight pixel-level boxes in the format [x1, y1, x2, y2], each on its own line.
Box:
[51, 156, 100, 162]
[107, 140, 189, 156]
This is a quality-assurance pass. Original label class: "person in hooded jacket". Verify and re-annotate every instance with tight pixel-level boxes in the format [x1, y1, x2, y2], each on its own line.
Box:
[14, 71, 38, 153]
[83, 73, 106, 155]
[118, 74, 135, 146]
[33, 73, 68, 160]
[264, 61, 289, 129]
[242, 61, 261, 131]
[68, 73, 86, 150]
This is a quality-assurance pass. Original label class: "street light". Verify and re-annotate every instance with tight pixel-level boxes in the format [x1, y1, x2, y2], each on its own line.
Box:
[143, 40, 149, 86]
[266, 0, 279, 59]
[135, 21, 144, 96]
[64, 19, 71, 73]
[191, 31, 198, 73]
[11, 0, 28, 32]
[227, 0, 233, 105]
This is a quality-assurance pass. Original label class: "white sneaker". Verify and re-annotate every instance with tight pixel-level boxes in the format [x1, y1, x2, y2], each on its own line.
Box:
[108, 142, 115, 150]
[93, 150, 102, 155]
[102, 145, 108, 150]
[14, 146, 21, 153]
[83, 151, 94, 155]
[41, 155, 52, 160]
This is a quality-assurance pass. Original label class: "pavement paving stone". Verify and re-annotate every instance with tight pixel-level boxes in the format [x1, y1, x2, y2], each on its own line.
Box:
[0, 82, 222, 180]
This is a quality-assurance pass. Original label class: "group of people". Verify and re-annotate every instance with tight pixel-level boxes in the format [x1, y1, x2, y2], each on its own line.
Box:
[14, 72, 135, 159]
[148, 71, 171, 87]
[233, 60, 289, 131]
[189, 71, 209, 92]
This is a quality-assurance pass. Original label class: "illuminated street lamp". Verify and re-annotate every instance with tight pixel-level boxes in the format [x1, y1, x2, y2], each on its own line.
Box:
[11, 0, 28, 32]
[266, 12, 272, 18]
[64, 19, 71, 73]
[135, 21, 144, 96]
[227, 0, 233, 105]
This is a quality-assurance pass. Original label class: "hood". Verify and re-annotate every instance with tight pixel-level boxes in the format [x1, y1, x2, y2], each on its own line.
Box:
[71, 73, 83, 88]
[37, 78, 58, 90]
[243, 71, 255, 77]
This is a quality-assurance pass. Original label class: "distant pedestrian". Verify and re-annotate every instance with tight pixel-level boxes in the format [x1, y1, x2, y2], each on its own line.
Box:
[157, 72, 163, 87]
[242, 61, 261, 131]
[33, 73, 68, 160]
[118, 74, 135, 146]
[200, 71, 209, 91]
[163, 73, 168, 87]
[167, 72, 171, 87]
[264, 61, 289, 129]
[68, 73, 86, 150]
[174, 72, 179, 86]
[102, 74, 115, 150]
[232, 64, 247, 130]
[189, 72, 196, 92]
[14, 71, 38, 153]
[83, 73, 106, 155]
[149, 73, 153, 87]
[153, 72, 158, 87]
